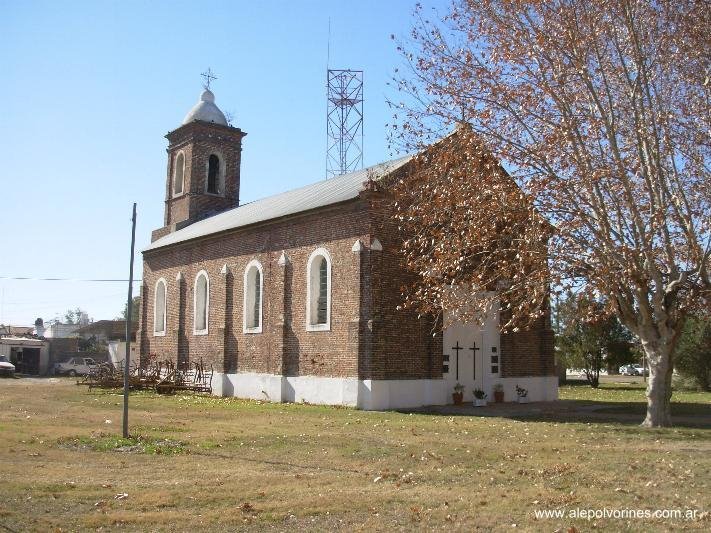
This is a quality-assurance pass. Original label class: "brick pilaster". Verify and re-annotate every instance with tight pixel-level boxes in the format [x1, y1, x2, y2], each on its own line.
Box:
[138, 281, 149, 367]
[271, 252, 288, 376]
[215, 265, 230, 373]
[175, 272, 189, 369]
[353, 240, 371, 379]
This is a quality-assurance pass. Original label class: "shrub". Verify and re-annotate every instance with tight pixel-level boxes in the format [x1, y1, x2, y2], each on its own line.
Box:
[674, 316, 711, 391]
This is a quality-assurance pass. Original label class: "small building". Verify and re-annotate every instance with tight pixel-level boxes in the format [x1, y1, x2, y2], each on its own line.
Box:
[0, 325, 34, 336]
[0, 336, 50, 375]
[108, 341, 139, 368]
[74, 320, 138, 343]
[40, 321, 82, 339]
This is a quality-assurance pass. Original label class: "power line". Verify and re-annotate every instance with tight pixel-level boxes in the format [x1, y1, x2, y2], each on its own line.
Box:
[0, 277, 141, 282]
[3, 291, 127, 309]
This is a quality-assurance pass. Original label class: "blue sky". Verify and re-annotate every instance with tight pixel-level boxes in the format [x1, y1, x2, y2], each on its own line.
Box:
[0, 0, 447, 325]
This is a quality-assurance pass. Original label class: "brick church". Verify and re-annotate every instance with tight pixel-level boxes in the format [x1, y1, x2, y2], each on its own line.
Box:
[137, 87, 557, 409]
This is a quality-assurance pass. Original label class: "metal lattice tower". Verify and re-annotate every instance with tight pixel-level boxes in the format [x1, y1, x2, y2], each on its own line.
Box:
[326, 69, 363, 178]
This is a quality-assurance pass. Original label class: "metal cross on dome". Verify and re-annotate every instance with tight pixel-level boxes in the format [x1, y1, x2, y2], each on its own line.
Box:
[201, 68, 218, 90]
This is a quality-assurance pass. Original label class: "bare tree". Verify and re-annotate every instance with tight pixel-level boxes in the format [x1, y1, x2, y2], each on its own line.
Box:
[391, 0, 710, 426]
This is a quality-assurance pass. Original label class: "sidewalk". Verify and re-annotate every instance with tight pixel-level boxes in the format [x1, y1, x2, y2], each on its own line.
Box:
[408, 400, 576, 418]
[407, 399, 711, 427]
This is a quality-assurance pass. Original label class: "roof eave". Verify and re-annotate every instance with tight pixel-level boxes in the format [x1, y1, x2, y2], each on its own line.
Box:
[143, 195, 365, 255]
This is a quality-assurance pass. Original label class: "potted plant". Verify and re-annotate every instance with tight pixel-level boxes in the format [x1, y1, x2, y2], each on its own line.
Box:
[516, 385, 529, 403]
[452, 383, 464, 405]
[493, 383, 505, 403]
[473, 388, 487, 407]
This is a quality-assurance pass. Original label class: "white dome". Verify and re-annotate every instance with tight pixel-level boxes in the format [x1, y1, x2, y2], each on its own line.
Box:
[182, 89, 228, 126]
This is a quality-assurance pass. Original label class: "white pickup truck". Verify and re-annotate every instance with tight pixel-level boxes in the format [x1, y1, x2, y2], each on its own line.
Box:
[54, 357, 99, 376]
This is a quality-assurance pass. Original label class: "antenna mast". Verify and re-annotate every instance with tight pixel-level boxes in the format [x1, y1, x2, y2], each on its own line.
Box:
[326, 69, 364, 178]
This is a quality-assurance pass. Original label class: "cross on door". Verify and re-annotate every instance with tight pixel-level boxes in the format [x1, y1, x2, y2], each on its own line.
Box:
[469, 342, 480, 379]
[452, 341, 463, 380]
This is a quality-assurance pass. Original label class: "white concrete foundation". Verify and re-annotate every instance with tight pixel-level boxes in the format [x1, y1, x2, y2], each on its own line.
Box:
[211, 372, 557, 409]
[496, 376, 558, 402]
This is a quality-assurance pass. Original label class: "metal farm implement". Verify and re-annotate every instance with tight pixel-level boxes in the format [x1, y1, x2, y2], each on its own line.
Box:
[155, 359, 213, 394]
[83, 360, 156, 390]
[81, 357, 213, 395]
[83, 362, 125, 389]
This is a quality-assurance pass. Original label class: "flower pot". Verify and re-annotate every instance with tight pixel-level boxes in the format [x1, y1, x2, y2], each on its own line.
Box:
[517, 396, 529, 404]
[494, 391, 504, 403]
[452, 392, 464, 405]
[474, 399, 487, 407]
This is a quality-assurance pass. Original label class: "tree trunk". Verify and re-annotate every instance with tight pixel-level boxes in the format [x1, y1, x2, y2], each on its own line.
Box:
[641, 343, 674, 427]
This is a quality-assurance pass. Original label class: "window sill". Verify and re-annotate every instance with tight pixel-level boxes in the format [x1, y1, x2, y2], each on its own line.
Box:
[306, 323, 330, 332]
[172, 192, 185, 199]
[204, 191, 224, 197]
[243, 326, 262, 334]
[193, 329, 208, 336]
[153, 331, 166, 337]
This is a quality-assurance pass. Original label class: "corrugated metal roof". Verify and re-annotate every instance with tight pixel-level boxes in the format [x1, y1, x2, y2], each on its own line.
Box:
[145, 156, 412, 252]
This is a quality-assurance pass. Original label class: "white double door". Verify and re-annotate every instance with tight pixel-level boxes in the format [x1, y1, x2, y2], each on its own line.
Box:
[442, 298, 501, 403]
[443, 325, 485, 402]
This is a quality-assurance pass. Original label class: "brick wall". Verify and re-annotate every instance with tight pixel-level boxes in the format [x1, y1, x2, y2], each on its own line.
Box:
[367, 190, 444, 380]
[140, 200, 370, 378]
[501, 317, 556, 377]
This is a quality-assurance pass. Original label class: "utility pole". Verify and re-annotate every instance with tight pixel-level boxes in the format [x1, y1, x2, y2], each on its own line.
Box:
[123, 203, 137, 439]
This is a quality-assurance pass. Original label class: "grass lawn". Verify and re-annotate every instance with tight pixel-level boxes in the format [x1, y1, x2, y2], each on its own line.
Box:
[0, 378, 708, 532]
[559, 380, 711, 419]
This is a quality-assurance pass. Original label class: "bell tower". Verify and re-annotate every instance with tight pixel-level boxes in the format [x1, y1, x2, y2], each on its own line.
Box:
[152, 78, 246, 242]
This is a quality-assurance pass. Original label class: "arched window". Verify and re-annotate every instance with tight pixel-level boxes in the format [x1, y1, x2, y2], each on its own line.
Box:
[154, 278, 167, 336]
[207, 154, 220, 194]
[306, 248, 331, 331]
[193, 270, 209, 335]
[243, 260, 263, 333]
[173, 152, 185, 196]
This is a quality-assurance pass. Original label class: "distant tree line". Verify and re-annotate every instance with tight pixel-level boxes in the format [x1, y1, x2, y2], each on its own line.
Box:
[63, 307, 89, 325]
[555, 294, 710, 391]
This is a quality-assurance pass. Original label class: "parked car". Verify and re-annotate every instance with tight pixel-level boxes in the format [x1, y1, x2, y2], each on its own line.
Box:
[0, 355, 15, 377]
[54, 357, 99, 376]
[619, 364, 648, 376]
[619, 364, 634, 375]
[633, 364, 649, 376]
